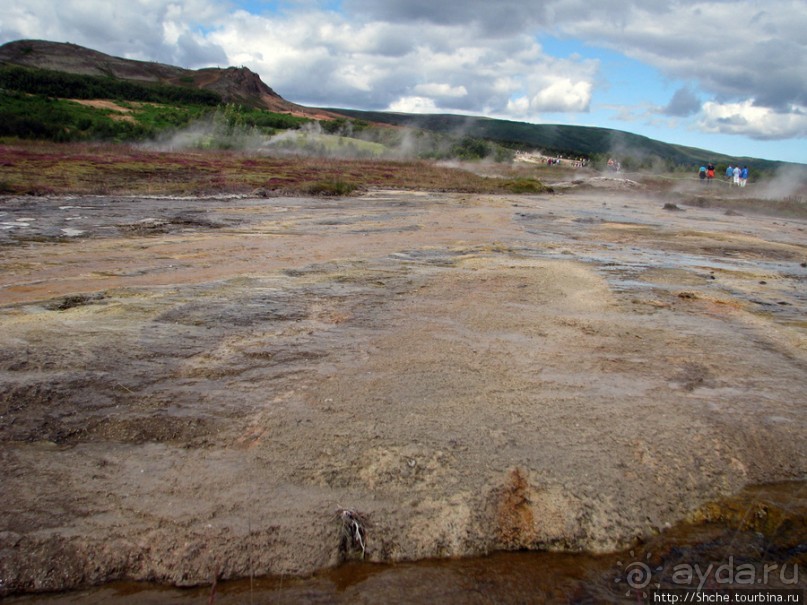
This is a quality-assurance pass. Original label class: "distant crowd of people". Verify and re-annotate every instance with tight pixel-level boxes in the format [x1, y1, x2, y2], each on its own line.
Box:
[544, 156, 588, 168]
[698, 162, 748, 186]
[514, 151, 588, 168]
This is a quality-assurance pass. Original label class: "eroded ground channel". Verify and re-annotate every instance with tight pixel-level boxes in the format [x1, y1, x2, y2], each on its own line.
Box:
[0, 187, 805, 595]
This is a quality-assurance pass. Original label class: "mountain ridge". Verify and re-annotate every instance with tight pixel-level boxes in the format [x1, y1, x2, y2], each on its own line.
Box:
[0, 39, 336, 119]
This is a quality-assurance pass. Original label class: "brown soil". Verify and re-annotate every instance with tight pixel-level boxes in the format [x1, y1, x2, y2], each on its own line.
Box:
[0, 181, 805, 596]
[69, 100, 138, 123]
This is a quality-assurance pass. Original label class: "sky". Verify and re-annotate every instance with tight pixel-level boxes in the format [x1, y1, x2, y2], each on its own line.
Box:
[1, 0, 806, 163]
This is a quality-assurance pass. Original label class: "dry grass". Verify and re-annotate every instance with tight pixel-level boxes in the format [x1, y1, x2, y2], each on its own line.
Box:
[0, 140, 550, 196]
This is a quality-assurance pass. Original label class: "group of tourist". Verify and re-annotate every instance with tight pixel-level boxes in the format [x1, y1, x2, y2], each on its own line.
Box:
[698, 163, 749, 186]
[698, 163, 715, 182]
[726, 164, 749, 187]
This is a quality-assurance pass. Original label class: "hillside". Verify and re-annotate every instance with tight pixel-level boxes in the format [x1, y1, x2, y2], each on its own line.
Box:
[0, 39, 800, 171]
[326, 109, 790, 171]
[0, 39, 333, 119]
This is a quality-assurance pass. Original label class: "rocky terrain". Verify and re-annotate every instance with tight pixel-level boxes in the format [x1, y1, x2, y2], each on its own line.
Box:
[0, 178, 805, 596]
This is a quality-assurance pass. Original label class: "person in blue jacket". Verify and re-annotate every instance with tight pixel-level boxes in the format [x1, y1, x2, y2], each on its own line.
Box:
[740, 166, 749, 187]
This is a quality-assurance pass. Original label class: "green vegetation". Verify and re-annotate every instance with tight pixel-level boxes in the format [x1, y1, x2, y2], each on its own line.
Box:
[118, 100, 210, 134]
[303, 179, 360, 196]
[0, 64, 221, 105]
[319, 117, 371, 135]
[265, 129, 388, 157]
[180, 105, 311, 150]
[0, 61, 514, 160]
[0, 91, 154, 141]
[0, 63, 311, 144]
[447, 137, 488, 161]
[502, 178, 546, 194]
[231, 106, 309, 131]
[327, 108, 795, 173]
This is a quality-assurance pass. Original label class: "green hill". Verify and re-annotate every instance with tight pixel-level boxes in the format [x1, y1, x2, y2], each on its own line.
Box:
[0, 63, 310, 144]
[325, 109, 790, 172]
[0, 39, 801, 172]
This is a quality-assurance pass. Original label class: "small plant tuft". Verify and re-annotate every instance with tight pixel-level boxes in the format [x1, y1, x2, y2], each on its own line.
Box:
[503, 178, 548, 194]
[336, 508, 369, 559]
[304, 179, 359, 196]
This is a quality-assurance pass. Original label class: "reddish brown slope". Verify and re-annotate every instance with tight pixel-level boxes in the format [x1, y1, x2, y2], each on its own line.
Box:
[0, 39, 339, 119]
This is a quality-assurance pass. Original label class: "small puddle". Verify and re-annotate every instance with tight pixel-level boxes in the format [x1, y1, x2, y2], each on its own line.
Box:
[7, 482, 805, 604]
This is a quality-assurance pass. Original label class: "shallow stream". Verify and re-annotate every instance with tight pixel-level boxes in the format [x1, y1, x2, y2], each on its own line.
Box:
[8, 482, 805, 604]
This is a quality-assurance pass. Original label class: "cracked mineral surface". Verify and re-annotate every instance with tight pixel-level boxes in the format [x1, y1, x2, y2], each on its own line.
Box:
[0, 185, 805, 597]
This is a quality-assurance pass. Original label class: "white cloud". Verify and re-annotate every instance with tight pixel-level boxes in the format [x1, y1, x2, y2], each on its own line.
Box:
[388, 96, 438, 113]
[162, 4, 184, 46]
[340, 0, 806, 142]
[553, 1, 806, 111]
[506, 96, 531, 115]
[413, 83, 468, 98]
[0, 0, 602, 117]
[0, 0, 228, 67]
[531, 77, 592, 113]
[700, 101, 807, 140]
[204, 7, 598, 115]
